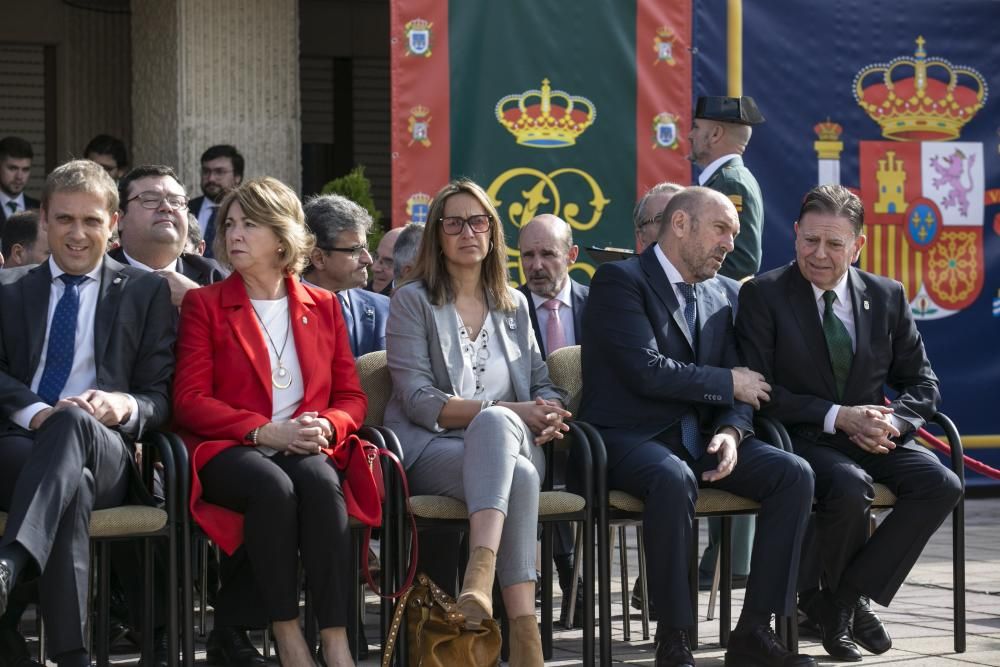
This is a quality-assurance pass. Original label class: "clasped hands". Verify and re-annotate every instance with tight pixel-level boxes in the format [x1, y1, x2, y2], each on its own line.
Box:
[29, 389, 133, 430]
[512, 397, 572, 446]
[258, 411, 334, 455]
[835, 405, 900, 454]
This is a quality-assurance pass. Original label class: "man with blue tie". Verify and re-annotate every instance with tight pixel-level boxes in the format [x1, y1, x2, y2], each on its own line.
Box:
[302, 193, 388, 357]
[580, 187, 816, 667]
[188, 145, 244, 259]
[0, 160, 176, 667]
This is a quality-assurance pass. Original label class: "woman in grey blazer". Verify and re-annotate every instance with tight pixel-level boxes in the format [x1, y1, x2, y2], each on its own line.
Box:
[385, 179, 569, 667]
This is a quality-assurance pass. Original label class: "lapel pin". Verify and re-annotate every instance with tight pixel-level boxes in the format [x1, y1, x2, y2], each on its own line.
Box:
[112, 276, 122, 285]
[863, 300, 870, 311]
[364, 306, 375, 320]
[506, 317, 516, 330]
[302, 316, 308, 324]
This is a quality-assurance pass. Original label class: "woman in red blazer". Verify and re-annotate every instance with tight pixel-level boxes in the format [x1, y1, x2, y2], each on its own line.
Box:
[174, 177, 366, 667]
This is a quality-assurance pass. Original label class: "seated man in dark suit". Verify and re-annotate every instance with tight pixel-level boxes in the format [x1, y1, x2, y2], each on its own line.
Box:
[736, 184, 962, 661]
[580, 186, 816, 667]
[302, 193, 388, 356]
[110, 165, 226, 305]
[0, 159, 176, 667]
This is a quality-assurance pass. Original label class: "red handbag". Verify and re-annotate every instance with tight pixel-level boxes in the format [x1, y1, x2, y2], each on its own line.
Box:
[342, 434, 418, 598]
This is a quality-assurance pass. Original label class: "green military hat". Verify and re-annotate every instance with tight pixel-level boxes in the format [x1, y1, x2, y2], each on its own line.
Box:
[694, 96, 765, 125]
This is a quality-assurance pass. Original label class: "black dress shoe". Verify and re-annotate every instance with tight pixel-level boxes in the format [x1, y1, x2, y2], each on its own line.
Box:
[724, 625, 816, 666]
[655, 628, 695, 667]
[0, 625, 44, 667]
[630, 577, 659, 621]
[137, 628, 169, 667]
[206, 627, 268, 667]
[816, 591, 862, 662]
[0, 559, 14, 618]
[851, 596, 891, 654]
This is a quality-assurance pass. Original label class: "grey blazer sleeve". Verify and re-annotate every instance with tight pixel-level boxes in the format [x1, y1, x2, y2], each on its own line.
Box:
[385, 284, 451, 433]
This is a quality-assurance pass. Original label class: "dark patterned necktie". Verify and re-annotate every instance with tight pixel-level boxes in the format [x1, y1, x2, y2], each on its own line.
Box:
[822, 290, 853, 400]
[675, 282, 703, 459]
[203, 205, 218, 258]
[37, 274, 88, 404]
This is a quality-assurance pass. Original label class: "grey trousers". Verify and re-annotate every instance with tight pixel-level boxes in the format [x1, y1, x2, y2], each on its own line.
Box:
[407, 406, 544, 588]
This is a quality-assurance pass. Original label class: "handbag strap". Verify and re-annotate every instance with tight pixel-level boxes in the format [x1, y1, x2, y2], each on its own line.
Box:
[364, 446, 419, 599]
[380, 581, 418, 667]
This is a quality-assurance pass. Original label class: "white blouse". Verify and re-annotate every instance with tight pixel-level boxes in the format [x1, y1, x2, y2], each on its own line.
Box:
[455, 311, 515, 402]
[250, 297, 304, 456]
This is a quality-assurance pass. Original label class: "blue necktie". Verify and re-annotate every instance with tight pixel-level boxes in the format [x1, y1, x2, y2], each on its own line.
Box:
[338, 292, 357, 355]
[203, 205, 218, 258]
[37, 274, 88, 404]
[675, 282, 703, 459]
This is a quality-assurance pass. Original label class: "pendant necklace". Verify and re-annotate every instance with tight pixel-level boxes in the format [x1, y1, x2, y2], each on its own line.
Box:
[250, 301, 293, 389]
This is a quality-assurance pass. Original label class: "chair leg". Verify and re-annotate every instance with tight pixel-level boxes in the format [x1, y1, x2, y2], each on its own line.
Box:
[263, 627, 271, 659]
[707, 547, 720, 621]
[38, 615, 46, 664]
[96, 542, 110, 667]
[541, 525, 553, 659]
[720, 516, 732, 648]
[635, 526, 650, 641]
[953, 497, 966, 652]
[617, 526, 631, 642]
[688, 519, 699, 648]
[567, 526, 583, 629]
[199, 538, 209, 637]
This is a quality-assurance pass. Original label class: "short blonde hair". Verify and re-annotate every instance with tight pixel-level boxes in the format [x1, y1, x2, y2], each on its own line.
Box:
[42, 159, 119, 212]
[213, 177, 314, 274]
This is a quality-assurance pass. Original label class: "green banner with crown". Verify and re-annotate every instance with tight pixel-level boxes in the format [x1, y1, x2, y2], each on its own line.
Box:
[390, 0, 693, 283]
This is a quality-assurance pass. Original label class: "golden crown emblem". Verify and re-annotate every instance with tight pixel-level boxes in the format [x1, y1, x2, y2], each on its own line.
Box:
[813, 118, 843, 142]
[495, 78, 596, 148]
[853, 36, 988, 142]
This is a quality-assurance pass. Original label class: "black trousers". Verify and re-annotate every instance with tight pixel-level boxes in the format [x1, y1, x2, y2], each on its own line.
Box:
[0, 408, 131, 656]
[607, 436, 814, 631]
[794, 438, 962, 606]
[198, 447, 352, 629]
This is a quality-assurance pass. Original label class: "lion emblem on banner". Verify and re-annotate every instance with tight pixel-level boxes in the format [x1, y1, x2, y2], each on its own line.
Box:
[812, 36, 990, 320]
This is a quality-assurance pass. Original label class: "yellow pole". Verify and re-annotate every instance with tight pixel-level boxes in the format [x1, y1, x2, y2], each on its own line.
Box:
[727, 0, 743, 96]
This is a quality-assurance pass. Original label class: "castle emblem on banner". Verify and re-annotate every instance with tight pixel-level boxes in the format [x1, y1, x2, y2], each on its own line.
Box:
[814, 37, 989, 320]
[407, 106, 432, 147]
[495, 78, 596, 148]
[652, 112, 680, 149]
[653, 26, 677, 66]
[404, 19, 432, 57]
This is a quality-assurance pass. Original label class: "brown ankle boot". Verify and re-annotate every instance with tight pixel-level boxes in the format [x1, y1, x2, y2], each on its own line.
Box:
[456, 546, 496, 628]
[509, 615, 543, 667]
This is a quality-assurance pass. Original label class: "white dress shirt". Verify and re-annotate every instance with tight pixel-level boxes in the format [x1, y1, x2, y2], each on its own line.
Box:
[122, 249, 181, 273]
[653, 244, 695, 310]
[697, 153, 741, 186]
[11, 256, 139, 434]
[529, 279, 576, 351]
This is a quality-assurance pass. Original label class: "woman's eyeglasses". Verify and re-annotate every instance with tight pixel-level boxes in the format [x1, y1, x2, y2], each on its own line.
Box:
[439, 215, 493, 235]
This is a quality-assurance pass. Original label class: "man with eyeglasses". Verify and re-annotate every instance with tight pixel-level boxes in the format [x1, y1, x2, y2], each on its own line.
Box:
[188, 145, 244, 258]
[110, 165, 226, 306]
[302, 193, 389, 357]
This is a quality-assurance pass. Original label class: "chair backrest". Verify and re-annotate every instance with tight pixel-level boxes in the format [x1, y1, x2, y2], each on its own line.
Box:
[546, 345, 583, 415]
[356, 350, 390, 426]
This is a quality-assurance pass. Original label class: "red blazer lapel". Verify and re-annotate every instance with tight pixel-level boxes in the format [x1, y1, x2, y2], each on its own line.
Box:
[220, 274, 272, 395]
[287, 276, 319, 405]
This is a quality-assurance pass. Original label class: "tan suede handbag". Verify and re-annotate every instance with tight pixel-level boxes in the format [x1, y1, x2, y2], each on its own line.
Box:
[381, 573, 501, 667]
